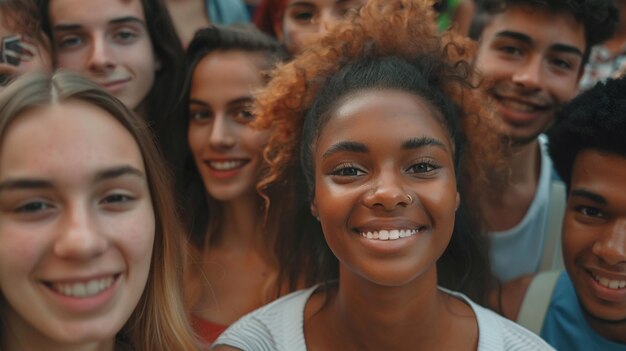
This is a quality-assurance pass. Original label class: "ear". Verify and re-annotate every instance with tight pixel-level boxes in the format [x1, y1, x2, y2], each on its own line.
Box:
[310, 197, 319, 220]
[455, 192, 460, 211]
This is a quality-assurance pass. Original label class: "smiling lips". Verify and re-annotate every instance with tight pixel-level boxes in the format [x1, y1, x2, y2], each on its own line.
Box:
[47, 275, 117, 298]
[359, 228, 423, 241]
[100, 78, 131, 92]
[206, 159, 249, 171]
[592, 273, 626, 290]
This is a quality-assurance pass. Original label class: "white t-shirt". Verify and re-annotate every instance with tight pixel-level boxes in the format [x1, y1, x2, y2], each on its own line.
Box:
[489, 134, 564, 282]
[213, 285, 555, 351]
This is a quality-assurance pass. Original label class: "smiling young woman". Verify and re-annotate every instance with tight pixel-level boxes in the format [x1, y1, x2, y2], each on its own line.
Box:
[179, 25, 326, 345]
[211, 0, 550, 350]
[0, 71, 199, 351]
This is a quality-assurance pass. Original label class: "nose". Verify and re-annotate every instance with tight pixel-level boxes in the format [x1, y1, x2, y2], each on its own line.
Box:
[53, 204, 108, 260]
[87, 35, 115, 73]
[363, 170, 411, 211]
[317, 11, 340, 35]
[209, 114, 236, 151]
[592, 218, 626, 266]
[512, 56, 544, 91]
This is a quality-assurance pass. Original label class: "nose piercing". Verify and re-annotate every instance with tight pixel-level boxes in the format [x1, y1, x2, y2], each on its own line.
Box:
[406, 194, 413, 204]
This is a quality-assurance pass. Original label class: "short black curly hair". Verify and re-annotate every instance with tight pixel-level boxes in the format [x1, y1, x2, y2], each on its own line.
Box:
[549, 76, 626, 190]
[474, 0, 618, 64]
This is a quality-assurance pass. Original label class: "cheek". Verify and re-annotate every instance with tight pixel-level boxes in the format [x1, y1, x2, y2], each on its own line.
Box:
[561, 214, 595, 264]
[422, 181, 458, 216]
[550, 78, 579, 103]
[56, 51, 88, 70]
[0, 222, 48, 270]
[240, 128, 269, 158]
[187, 125, 208, 157]
[110, 203, 156, 267]
[282, 22, 312, 53]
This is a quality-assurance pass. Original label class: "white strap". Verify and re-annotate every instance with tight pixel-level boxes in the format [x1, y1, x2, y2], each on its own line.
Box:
[539, 181, 566, 272]
[517, 270, 562, 334]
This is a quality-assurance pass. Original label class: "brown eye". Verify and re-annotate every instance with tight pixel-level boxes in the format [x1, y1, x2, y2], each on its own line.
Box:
[408, 162, 439, 174]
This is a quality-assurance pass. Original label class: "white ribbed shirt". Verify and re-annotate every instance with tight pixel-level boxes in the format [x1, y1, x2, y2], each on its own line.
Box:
[213, 285, 554, 351]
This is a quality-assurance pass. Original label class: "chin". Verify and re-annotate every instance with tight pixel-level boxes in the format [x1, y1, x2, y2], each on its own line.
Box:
[581, 301, 626, 324]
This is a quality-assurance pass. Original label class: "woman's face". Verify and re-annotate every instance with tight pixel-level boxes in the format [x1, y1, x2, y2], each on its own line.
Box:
[48, 0, 159, 110]
[311, 89, 459, 287]
[188, 51, 269, 203]
[277, 0, 365, 53]
[0, 101, 155, 348]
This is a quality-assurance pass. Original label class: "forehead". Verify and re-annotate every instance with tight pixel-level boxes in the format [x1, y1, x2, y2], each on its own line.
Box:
[0, 100, 144, 176]
[571, 149, 626, 199]
[286, 0, 364, 9]
[287, 0, 340, 7]
[480, 5, 586, 52]
[49, 0, 146, 26]
[189, 51, 263, 108]
[190, 51, 263, 97]
[317, 89, 452, 150]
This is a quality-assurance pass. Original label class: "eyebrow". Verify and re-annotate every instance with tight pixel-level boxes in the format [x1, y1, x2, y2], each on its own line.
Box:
[402, 137, 447, 151]
[93, 165, 145, 182]
[0, 166, 145, 192]
[287, 1, 314, 8]
[495, 30, 583, 57]
[53, 16, 146, 32]
[189, 97, 253, 108]
[495, 30, 532, 44]
[0, 179, 53, 192]
[570, 189, 606, 205]
[322, 141, 368, 159]
[227, 96, 254, 107]
[550, 43, 583, 57]
[189, 99, 209, 107]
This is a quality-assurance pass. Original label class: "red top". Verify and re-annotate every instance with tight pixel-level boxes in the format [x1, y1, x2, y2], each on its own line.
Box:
[191, 314, 229, 345]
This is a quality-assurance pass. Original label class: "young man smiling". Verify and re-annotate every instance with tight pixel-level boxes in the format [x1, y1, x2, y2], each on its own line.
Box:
[502, 77, 626, 350]
[472, 0, 618, 283]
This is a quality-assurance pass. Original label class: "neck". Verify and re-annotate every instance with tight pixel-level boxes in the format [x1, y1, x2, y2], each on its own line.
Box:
[2, 327, 114, 351]
[213, 194, 265, 249]
[585, 313, 626, 344]
[507, 139, 541, 185]
[323, 267, 464, 350]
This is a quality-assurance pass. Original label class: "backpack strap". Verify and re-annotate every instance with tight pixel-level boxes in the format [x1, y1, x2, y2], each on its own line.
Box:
[517, 270, 562, 334]
[539, 181, 566, 272]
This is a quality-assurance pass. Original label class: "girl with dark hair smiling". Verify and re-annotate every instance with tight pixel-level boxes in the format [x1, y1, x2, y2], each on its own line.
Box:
[181, 25, 324, 345]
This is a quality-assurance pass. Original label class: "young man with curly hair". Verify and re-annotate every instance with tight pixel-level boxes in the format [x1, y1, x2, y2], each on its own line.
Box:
[498, 76, 626, 350]
[472, 0, 618, 284]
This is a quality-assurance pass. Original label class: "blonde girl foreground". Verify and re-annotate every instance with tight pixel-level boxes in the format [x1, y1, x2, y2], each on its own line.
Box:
[0, 71, 199, 350]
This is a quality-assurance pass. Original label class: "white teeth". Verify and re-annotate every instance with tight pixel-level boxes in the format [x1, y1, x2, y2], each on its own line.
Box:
[500, 98, 537, 112]
[209, 160, 246, 171]
[360, 229, 419, 241]
[51, 276, 115, 298]
[593, 273, 626, 290]
[389, 230, 400, 240]
[379, 230, 389, 240]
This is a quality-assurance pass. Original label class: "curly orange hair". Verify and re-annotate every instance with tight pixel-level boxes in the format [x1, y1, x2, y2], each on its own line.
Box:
[254, 0, 506, 209]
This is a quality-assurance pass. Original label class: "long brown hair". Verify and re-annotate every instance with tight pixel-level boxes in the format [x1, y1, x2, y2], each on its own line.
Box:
[0, 71, 199, 350]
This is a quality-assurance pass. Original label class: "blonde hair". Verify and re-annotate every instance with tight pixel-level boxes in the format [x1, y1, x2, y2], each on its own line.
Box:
[0, 71, 199, 350]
